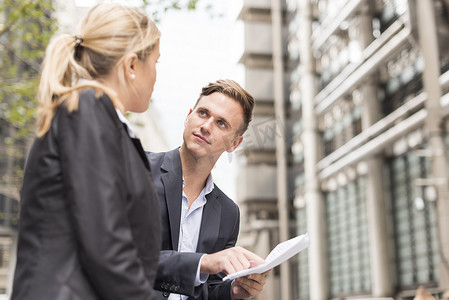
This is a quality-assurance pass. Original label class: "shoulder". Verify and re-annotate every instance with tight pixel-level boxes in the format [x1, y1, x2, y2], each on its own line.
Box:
[146, 151, 169, 181]
[212, 184, 239, 215]
[58, 88, 116, 120]
[79, 89, 119, 127]
[78, 88, 116, 114]
[146, 151, 166, 170]
[146, 148, 181, 172]
[55, 88, 121, 138]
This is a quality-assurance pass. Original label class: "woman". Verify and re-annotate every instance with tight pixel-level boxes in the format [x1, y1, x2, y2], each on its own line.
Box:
[12, 3, 161, 300]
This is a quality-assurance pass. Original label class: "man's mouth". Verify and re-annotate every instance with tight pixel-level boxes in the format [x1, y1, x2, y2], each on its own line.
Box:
[193, 133, 211, 144]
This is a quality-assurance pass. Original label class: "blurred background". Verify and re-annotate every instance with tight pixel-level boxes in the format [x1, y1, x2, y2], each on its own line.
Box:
[1, 0, 449, 299]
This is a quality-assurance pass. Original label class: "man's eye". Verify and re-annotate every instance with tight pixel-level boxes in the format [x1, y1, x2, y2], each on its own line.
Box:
[218, 121, 226, 128]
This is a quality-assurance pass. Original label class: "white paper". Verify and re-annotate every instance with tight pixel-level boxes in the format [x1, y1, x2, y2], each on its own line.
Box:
[222, 233, 310, 281]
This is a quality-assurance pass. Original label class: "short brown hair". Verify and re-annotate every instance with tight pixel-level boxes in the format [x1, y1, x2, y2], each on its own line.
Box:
[194, 79, 255, 135]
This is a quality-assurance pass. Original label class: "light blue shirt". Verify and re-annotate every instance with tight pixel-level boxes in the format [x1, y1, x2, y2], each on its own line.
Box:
[168, 174, 214, 300]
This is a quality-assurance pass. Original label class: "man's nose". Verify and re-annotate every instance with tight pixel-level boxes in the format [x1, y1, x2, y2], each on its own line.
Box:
[200, 118, 213, 134]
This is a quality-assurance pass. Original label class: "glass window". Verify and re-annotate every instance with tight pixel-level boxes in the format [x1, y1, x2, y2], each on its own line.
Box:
[388, 151, 439, 289]
[380, 46, 423, 116]
[326, 177, 371, 297]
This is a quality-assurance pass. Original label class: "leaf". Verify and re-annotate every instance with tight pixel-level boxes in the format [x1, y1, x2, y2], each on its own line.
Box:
[187, 0, 199, 10]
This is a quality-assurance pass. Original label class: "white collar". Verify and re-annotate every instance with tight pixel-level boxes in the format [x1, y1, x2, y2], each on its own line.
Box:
[182, 173, 214, 196]
[115, 109, 136, 138]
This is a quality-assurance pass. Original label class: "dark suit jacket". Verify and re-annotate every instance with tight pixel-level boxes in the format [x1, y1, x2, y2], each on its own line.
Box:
[12, 89, 161, 300]
[147, 149, 240, 300]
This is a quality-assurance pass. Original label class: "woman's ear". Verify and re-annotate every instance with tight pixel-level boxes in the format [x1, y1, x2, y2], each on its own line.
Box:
[123, 52, 139, 79]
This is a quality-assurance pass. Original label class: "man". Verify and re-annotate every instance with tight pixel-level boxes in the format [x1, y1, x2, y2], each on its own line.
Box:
[149, 80, 268, 300]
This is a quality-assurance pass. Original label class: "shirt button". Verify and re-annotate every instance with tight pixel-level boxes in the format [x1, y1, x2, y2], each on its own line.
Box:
[162, 291, 170, 298]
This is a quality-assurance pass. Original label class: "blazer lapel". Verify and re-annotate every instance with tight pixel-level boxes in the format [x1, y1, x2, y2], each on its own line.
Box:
[160, 149, 183, 251]
[99, 92, 150, 171]
[130, 137, 150, 171]
[197, 188, 222, 253]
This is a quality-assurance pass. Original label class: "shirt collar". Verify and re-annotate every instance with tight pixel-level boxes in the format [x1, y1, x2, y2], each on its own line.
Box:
[115, 109, 136, 138]
[182, 173, 214, 196]
[204, 173, 214, 195]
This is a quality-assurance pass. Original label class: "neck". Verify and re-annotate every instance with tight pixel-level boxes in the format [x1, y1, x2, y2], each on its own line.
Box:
[179, 145, 216, 207]
[179, 145, 217, 182]
[100, 73, 127, 113]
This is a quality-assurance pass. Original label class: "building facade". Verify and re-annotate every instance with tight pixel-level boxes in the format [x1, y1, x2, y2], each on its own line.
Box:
[237, 0, 449, 299]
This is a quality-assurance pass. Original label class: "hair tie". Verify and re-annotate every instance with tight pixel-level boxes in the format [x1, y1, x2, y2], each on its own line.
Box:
[74, 35, 84, 47]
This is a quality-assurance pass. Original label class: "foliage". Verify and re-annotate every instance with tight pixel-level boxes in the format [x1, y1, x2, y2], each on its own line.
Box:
[0, 0, 58, 139]
[141, 0, 200, 22]
[0, 0, 57, 192]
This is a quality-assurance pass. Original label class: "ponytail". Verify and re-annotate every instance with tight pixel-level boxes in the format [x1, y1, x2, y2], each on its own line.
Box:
[36, 35, 123, 137]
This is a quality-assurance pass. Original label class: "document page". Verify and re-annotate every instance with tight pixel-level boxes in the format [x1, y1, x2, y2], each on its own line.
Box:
[222, 233, 310, 281]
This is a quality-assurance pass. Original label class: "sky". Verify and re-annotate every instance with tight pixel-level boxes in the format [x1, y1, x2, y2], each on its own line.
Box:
[150, 1, 245, 199]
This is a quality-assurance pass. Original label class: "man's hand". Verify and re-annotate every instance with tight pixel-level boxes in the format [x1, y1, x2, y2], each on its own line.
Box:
[230, 270, 270, 300]
[200, 246, 264, 275]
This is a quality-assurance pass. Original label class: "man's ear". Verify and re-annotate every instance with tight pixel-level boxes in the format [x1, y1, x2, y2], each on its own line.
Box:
[226, 135, 243, 153]
[184, 109, 193, 126]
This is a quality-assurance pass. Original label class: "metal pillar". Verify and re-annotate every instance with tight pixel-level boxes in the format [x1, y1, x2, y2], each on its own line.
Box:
[416, 0, 449, 290]
[359, 1, 393, 296]
[299, 1, 328, 300]
[257, 229, 278, 300]
[271, 0, 291, 298]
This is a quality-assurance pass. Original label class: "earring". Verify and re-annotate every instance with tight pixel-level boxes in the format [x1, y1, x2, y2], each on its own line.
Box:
[130, 73, 136, 79]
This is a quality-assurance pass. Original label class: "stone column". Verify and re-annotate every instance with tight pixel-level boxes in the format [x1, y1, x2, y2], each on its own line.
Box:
[359, 1, 393, 296]
[416, 0, 449, 290]
[271, 0, 291, 298]
[299, 1, 328, 299]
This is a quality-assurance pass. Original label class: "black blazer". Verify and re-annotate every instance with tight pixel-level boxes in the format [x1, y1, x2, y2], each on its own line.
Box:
[12, 89, 161, 300]
[147, 149, 240, 300]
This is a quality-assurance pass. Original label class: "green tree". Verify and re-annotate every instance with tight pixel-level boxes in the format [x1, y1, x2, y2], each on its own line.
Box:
[0, 0, 57, 136]
[0, 0, 57, 192]
[0, 0, 57, 137]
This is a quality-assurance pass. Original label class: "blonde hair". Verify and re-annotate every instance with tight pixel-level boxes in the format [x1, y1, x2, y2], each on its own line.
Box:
[37, 3, 160, 137]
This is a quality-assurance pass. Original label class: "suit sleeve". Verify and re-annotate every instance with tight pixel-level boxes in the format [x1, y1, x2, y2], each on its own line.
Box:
[207, 206, 240, 300]
[155, 250, 204, 297]
[58, 98, 155, 300]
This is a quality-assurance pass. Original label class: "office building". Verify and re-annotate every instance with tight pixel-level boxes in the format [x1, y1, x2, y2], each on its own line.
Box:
[237, 0, 449, 299]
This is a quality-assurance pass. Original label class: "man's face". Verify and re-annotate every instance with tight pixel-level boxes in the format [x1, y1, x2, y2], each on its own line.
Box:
[182, 92, 244, 161]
